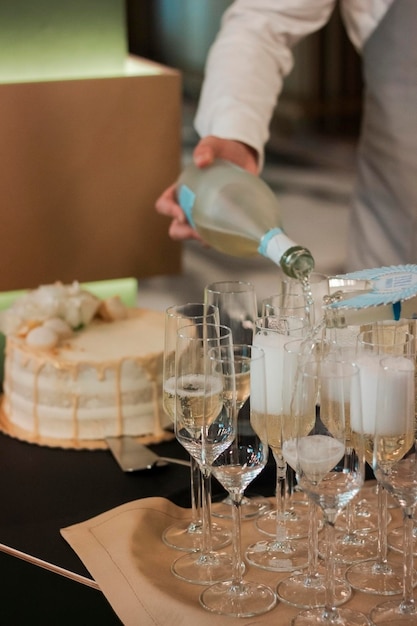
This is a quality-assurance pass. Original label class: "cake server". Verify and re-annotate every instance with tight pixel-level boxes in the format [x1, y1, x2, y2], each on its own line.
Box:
[106, 436, 190, 472]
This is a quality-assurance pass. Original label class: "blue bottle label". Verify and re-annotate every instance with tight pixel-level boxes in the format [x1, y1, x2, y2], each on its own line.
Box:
[258, 227, 284, 256]
[178, 184, 196, 228]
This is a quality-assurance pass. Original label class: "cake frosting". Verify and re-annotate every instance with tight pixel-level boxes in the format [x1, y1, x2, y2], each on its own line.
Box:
[0, 282, 170, 448]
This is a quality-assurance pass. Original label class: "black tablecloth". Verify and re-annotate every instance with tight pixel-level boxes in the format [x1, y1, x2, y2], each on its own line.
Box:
[0, 433, 192, 577]
[0, 431, 276, 624]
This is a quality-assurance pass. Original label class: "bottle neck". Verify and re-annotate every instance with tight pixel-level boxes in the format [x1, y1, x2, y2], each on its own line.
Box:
[259, 229, 314, 278]
[281, 247, 315, 279]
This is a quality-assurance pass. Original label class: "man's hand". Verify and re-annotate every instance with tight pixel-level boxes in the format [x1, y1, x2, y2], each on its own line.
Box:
[155, 137, 258, 242]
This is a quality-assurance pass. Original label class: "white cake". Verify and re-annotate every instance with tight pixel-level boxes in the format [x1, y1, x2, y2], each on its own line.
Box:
[0, 283, 170, 448]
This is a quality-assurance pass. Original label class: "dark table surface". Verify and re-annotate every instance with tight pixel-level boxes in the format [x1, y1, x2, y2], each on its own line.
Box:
[0, 432, 198, 625]
[0, 430, 276, 624]
[0, 430, 278, 572]
[0, 432, 193, 579]
[0, 428, 374, 624]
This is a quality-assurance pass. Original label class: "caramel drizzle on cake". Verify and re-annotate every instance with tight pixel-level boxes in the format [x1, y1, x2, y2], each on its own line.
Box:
[0, 284, 170, 447]
[4, 336, 166, 441]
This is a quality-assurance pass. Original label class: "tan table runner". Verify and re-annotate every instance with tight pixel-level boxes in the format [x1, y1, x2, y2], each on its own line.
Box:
[61, 496, 404, 626]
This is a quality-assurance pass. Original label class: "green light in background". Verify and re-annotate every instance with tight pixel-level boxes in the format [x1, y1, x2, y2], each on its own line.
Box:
[0, 0, 129, 84]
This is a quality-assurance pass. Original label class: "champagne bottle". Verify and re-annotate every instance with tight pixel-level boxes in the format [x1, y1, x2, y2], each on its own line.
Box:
[176, 159, 314, 279]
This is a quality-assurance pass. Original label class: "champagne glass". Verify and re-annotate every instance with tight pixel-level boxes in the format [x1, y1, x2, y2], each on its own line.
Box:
[280, 272, 330, 327]
[370, 355, 417, 624]
[200, 344, 277, 617]
[204, 280, 257, 345]
[252, 313, 310, 543]
[262, 291, 313, 323]
[345, 323, 415, 594]
[320, 338, 379, 567]
[325, 327, 380, 545]
[286, 359, 369, 626]
[277, 338, 351, 609]
[387, 318, 417, 556]
[205, 280, 270, 519]
[171, 323, 235, 584]
[262, 291, 319, 509]
[162, 302, 232, 552]
[245, 315, 310, 572]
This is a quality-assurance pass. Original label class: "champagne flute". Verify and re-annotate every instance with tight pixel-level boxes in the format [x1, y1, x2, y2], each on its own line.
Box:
[286, 359, 369, 626]
[281, 272, 330, 327]
[370, 355, 417, 624]
[345, 322, 415, 594]
[171, 323, 235, 584]
[253, 312, 309, 543]
[205, 280, 270, 519]
[387, 318, 417, 555]
[320, 339, 379, 567]
[262, 290, 320, 513]
[246, 314, 309, 572]
[277, 338, 351, 609]
[162, 303, 232, 552]
[204, 280, 257, 345]
[325, 324, 380, 544]
[200, 344, 277, 617]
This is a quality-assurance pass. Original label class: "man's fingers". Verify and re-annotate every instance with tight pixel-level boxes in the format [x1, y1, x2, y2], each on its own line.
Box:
[169, 219, 202, 241]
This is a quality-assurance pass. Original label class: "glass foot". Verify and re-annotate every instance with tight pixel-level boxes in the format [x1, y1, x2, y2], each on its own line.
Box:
[277, 572, 351, 609]
[345, 558, 405, 595]
[370, 599, 417, 624]
[162, 519, 231, 552]
[319, 530, 378, 565]
[171, 550, 234, 585]
[211, 494, 271, 520]
[245, 538, 308, 573]
[256, 502, 316, 539]
[200, 580, 277, 617]
[335, 500, 381, 533]
[292, 607, 370, 625]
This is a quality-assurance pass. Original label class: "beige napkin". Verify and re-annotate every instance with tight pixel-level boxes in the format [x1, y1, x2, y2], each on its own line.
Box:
[61, 496, 402, 626]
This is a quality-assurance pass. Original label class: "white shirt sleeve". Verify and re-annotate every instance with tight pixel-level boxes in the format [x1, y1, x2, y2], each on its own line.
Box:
[194, 0, 338, 169]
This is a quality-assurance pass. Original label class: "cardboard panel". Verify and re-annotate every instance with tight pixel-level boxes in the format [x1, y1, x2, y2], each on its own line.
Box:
[0, 57, 182, 290]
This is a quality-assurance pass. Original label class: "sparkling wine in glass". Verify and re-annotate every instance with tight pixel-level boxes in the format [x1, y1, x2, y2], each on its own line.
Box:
[200, 344, 276, 617]
[171, 323, 235, 585]
[346, 322, 415, 595]
[287, 358, 370, 625]
[277, 338, 351, 610]
[370, 355, 417, 624]
[205, 280, 270, 519]
[246, 315, 310, 573]
[162, 303, 232, 552]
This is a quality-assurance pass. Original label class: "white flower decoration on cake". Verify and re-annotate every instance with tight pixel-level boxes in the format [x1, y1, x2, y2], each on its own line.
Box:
[0, 281, 101, 348]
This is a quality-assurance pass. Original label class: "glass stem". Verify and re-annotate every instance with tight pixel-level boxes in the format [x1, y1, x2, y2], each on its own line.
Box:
[273, 451, 287, 542]
[200, 466, 213, 555]
[305, 501, 319, 580]
[231, 497, 243, 587]
[401, 506, 416, 612]
[376, 482, 388, 565]
[189, 456, 201, 530]
[344, 501, 355, 538]
[322, 518, 339, 621]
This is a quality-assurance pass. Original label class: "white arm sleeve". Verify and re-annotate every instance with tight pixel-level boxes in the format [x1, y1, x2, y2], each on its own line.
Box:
[194, 0, 337, 169]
